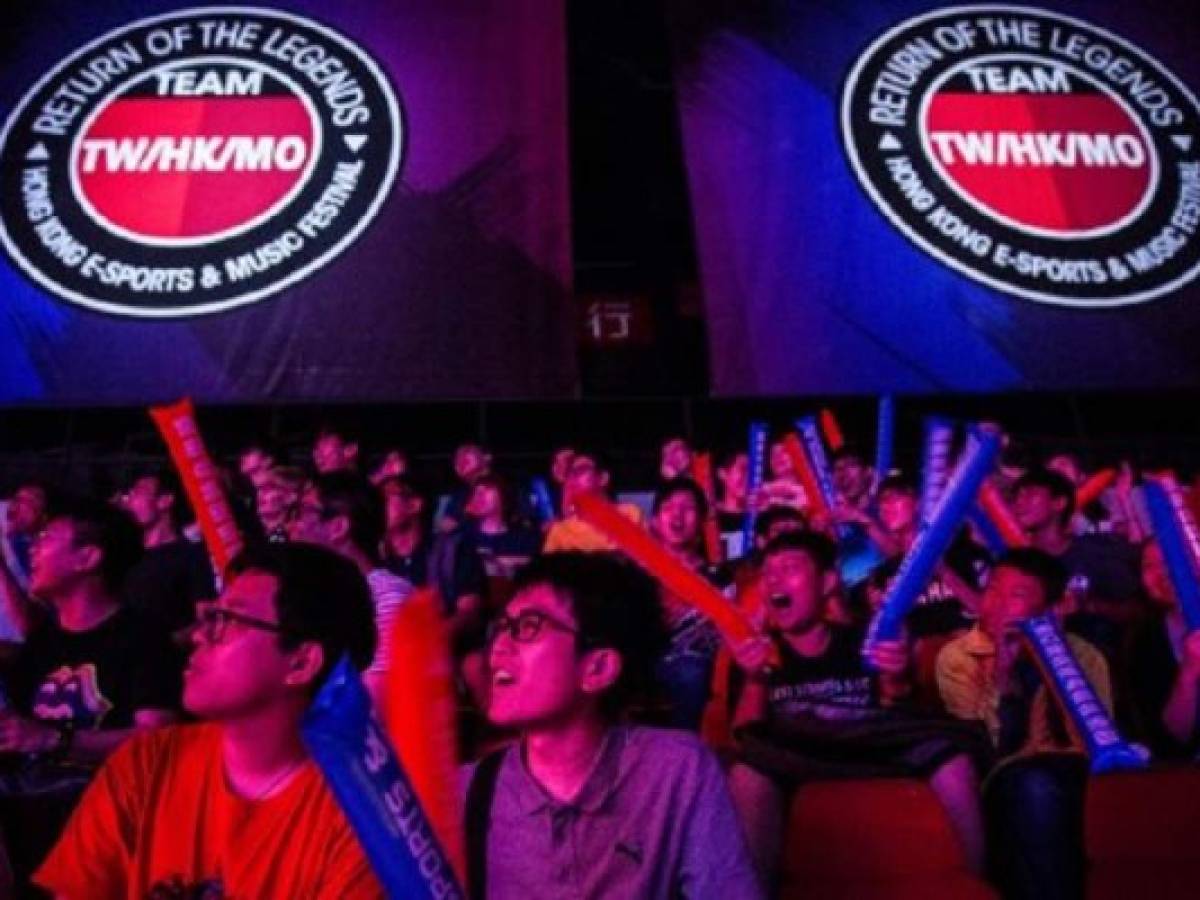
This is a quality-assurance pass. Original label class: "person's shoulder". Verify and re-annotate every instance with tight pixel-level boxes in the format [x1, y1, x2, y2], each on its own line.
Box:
[109, 722, 217, 775]
[1065, 632, 1109, 670]
[457, 742, 516, 793]
[623, 725, 719, 773]
[935, 629, 979, 668]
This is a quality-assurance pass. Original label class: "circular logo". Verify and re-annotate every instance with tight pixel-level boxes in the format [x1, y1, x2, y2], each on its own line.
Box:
[842, 5, 1200, 308]
[0, 7, 403, 318]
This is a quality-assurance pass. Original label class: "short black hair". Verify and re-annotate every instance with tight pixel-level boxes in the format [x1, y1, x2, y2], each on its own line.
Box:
[315, 423, 355, 442]
[126, 465, 190, 526]
[55, 496, 143, 594]
[993, 547, 1069, 607]
[877, 473, 917, 496]
[568, 446, 612, 474]
[762, 530, 838, 574]
[651, 477, 709, 520]
[715, 446, 747, 471]
[831, 444, 869, 466]
[468, 473, 519, 522]
[511, 552, 667, 716]
[1014, 467, 1076, 525]
[226, 542, 377, 687]
[1000, 440, 1035, 472]
[238, 436, 286, 465]
[380, 472, 423, 499]
[313, 472, 385, 563]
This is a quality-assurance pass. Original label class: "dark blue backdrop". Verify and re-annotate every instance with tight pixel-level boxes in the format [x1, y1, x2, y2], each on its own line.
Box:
[0, 1, 574, 404]
[670, 1, 1200, 394]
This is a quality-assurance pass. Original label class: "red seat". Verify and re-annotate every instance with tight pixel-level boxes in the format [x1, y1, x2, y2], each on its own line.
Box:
[778, 778, 996, 899]
[1085, 766, 1200, 900]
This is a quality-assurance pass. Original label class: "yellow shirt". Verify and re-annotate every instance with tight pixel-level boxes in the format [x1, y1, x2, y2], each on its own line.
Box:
[543, 504, 645, 553]
[935, 626, 1112, 762]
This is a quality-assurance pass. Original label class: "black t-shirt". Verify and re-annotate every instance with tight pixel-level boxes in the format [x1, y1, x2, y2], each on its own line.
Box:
[468, 524, 541, 578]
[384, 529, 487, 613]
[6, 606, 182, 732]
[907, 533, 990, 637]
[1059, 533, 1141, 606]
[766, 625, 881, 723]
[122, 539, 215, 637]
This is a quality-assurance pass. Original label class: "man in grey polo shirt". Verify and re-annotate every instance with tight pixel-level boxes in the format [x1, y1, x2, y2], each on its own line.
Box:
[464, 551, 763, 900]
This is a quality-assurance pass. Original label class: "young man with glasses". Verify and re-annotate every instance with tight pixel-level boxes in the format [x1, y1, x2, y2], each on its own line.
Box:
[0, 498, 180, 891]
[34, 542, 383, 898]
[466, 551, 763, 899]
[254, 465, 307, 544]
[287, 472, 411, 704]
[542, 449, 644, 553]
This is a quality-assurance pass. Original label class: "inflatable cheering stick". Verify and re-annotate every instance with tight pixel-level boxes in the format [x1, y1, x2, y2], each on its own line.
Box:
[819, 408, 845, 453]
[529, 477, 557, 526]
[967, 507, 1009, 558]
[382, 589, 466, 886]
[781, 432, 826, 519]
[741, 422, 769, 558]
[976, 479, 1029, 549]
[150, 398, 243, 572]
[303, 657, 464, 900]
[1020, 614, 1149, 774]
[1076, 469, 1117, 511]
[795, 416, 839, 516]
[575, 492, 758, 647]
[691, 453, 724, 565]
[1143, 477, 1200, 631]
[865, 429, 1001, 657]
[917, 417, 955, 534]
[870, 395, 894, 505]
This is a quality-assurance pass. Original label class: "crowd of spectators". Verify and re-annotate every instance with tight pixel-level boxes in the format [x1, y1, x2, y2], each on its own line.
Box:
[0, 419, 1195, 898]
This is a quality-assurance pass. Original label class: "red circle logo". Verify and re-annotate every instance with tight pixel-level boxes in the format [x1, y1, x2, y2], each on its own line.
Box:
[0, 8, 403, 318]
[841, 6, 1200, 308]
[922, 55, 1155, 238]
[72, 58, 319, 245]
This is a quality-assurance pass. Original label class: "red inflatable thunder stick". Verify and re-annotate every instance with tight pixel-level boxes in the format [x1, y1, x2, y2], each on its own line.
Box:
[976, 479, 1029, 549]
[574, 492, 756, 646]
[819, 408, 845, 453]
[149, 398, 243, 572]
[381, 588, 467, 888]
[1075, 468, 1117, 511]
[691, 453, 725, 564]
[781, 432, 829, 518]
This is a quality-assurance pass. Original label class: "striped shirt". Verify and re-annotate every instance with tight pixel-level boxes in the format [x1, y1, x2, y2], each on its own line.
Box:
[366, 568, 413, 675]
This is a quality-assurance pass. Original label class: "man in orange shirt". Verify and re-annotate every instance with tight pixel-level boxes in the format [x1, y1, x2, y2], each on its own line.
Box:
[543, 449, 644, 552]
[35, 542, 384, 899]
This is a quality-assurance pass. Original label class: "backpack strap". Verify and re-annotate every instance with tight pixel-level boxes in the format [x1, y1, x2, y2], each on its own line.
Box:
[465, 748, 506, 900]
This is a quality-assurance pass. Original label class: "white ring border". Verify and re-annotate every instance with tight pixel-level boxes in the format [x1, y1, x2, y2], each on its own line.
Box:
[841, 3, 1200, 309]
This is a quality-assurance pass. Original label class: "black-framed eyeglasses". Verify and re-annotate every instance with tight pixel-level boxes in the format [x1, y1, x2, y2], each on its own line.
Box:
[486, 609, 581, 645]
[195, 605, 288, 644]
